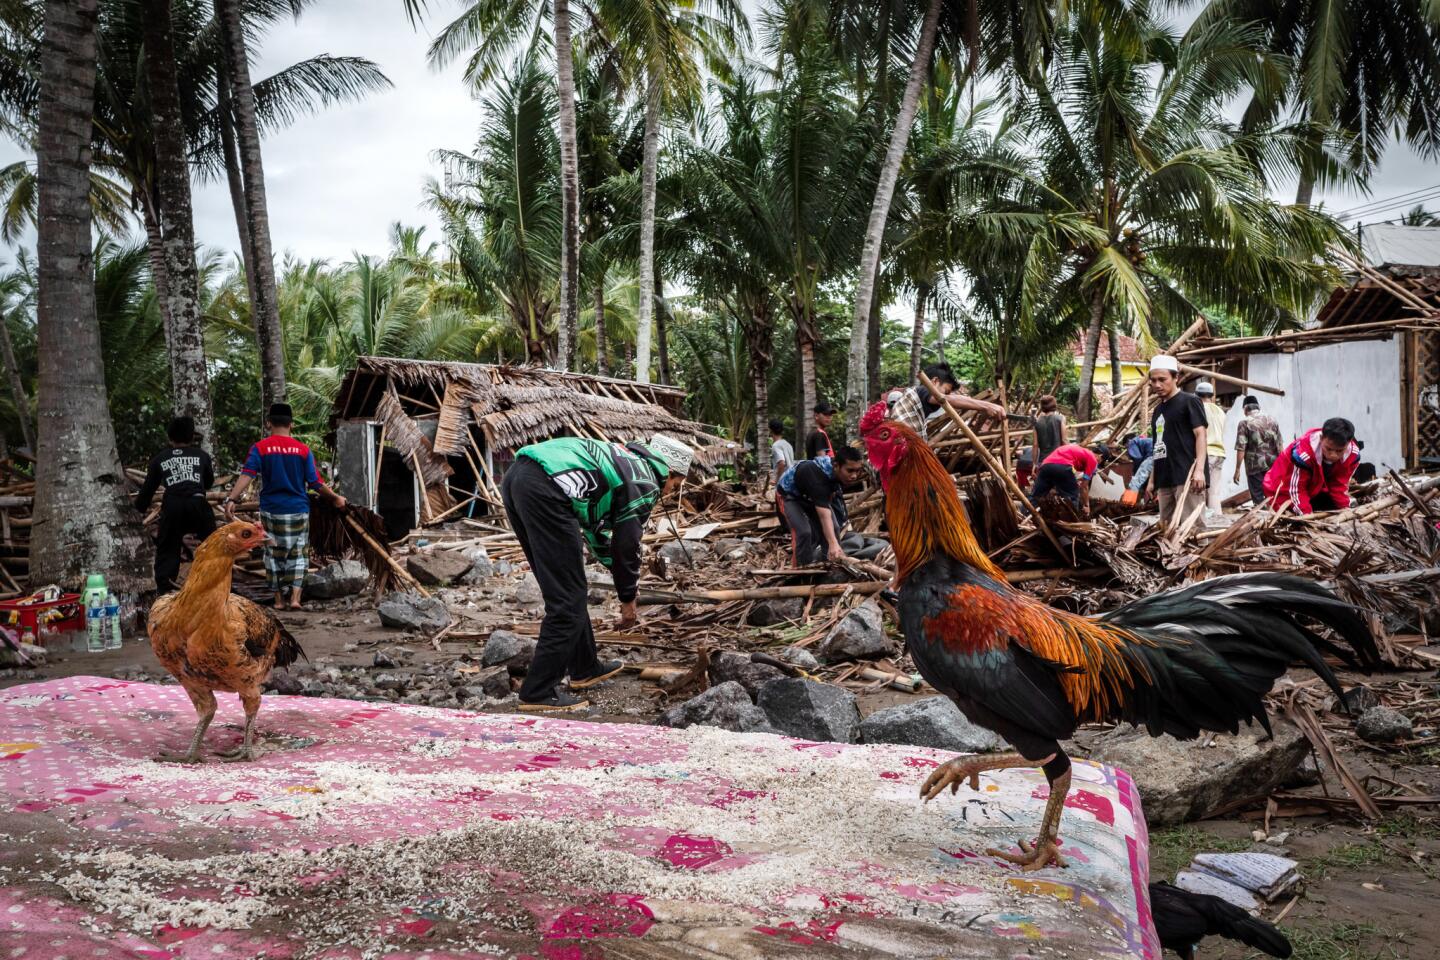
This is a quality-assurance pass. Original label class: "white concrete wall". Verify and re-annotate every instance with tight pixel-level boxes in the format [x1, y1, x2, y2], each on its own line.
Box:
[1224, 338, 1403, 497]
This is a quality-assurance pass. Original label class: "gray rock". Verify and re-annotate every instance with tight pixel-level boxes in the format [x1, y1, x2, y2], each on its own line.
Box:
[494, 559, 514, 576]
[477, 665, 512, 699]
[820, 599, 895, 663]
[376, 592, 452, 632]
[425, 690, 455, 707]
[513, 573, 544, 606]
[756, 678, 862, 744]
[264, 671, 305, 695]
[373, 650, 399, 669]
[373, 672, 412, 692]
[860, 697, 1002, 753]
[303, 559, 370, 600]
[482, 629, 537, 674]
[708, 651, 786, 698]
[458, 547, 495, 585]
[1087, 721, 1309, 826]
[779, 646, 820, 672]
[1341, 685, 1382, 715]
[656, 682, 778, 734]
[746, 598, 804, 627]
[658, 540, 711, 567]
[406, 550, 473, 587]
[712, 538, 754, 560]
[1356, 706, 1412, 742]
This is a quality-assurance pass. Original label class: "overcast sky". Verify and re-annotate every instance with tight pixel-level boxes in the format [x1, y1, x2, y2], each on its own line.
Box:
[1, 0, 1438, 266]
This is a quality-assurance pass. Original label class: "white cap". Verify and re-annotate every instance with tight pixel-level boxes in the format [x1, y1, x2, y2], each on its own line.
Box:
[1195, 380, 1215, 395]
[1149, 355, 1179, 373]
[646, 435, 694, 477]
[886, 390, 903, 404]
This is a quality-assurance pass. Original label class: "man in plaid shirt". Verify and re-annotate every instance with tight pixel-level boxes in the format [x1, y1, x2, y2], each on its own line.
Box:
[889, 363, 1005, 439]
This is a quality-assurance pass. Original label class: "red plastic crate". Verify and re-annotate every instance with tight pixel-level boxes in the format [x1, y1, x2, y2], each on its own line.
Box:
[0, 593, 85, 637]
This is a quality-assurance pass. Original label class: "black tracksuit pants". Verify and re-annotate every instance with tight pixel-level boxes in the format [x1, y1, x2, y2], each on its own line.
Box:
[1029, 462, 1081, 507]
[155, 495, 217, 591]
[501, 458, 603, 701]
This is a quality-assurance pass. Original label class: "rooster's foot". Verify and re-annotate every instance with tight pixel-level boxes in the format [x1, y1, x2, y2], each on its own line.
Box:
[216, 745, 255, 763]
[987, 837, 1067, 871]
[153, 750, 202, 764]
[919, 758, 983, 802]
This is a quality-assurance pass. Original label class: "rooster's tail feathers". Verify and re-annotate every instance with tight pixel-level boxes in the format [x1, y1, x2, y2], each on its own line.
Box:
[274, 621, 306, 669]
[1150, 882, 1292, 958]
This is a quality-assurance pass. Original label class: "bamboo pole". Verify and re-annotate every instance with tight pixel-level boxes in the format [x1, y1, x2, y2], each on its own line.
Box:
[1177, 363, 1283, 396]
[344, 514, 430, 598]
[919, 371, 1068, 558]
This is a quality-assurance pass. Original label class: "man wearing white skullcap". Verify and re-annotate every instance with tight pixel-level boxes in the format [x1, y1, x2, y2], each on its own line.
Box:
[1146, 355, 1207, 530]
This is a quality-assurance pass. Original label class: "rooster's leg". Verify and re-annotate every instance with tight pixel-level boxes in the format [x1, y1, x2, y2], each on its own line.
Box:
[919, 752, 1035, 802]
[987, 754, 1071, 871]
[156, 689, 216, 764]
[217, 692, 260, 762]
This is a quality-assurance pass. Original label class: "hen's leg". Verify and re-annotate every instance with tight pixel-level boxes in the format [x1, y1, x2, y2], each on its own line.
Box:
[919, 752, 1035, 802]
[217, 692, 261, 762]
[156, 688, 216, 763]
[987, 754, 1071, 871]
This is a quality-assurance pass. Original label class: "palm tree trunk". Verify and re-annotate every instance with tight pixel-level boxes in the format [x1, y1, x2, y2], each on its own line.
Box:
[0, 314, 33, 453]
[654, 272, 671, 386]
[1295, 175, 1314, 207]
[552, 0, 581, 372]
[593, 274, 608, 376]
[634, 73, 661, 383]
[866, 274, 881, 396]
[144, 0, 214, 454]
[933, 301, 947, 362]
[1076, 287, 1106, 422]
[796, 307, 818, 443]
[844, 0, 943, 438]
[909, 279, 930, 381]
[32, 0, 152, 594]
[216, 0, 286, 409]
[752, 361, 770, 476]
[218, 75, 260, 315]
[1107, 323, 1122, 397]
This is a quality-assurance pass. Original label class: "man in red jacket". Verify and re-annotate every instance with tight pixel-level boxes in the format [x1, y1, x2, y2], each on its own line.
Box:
[1263, 418, 1361, 514]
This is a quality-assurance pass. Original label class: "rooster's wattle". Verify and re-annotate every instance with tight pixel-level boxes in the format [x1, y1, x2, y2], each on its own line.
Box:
[860, 402, 1378, 870]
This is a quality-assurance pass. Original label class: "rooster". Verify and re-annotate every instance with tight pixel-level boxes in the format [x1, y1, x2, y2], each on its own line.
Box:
[860, 403, 1378, 871]
[1149, 881, 1292, 959]
[147, 520, 305, 763]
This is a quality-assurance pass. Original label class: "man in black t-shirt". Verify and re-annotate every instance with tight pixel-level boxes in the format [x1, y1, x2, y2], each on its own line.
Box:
[806, 401, 838, 459]
[776, 447, 867, 566]
[136, 417, 217, 591]
[1145, 355, 1207, 531]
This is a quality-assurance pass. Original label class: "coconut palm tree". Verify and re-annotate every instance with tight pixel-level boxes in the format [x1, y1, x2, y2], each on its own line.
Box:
[428, 50, 563, 363]
[31, 0, 153, 593]
[405, 0, 587, 371]
[1195, 0, 1440, 205]
[942, 7, 1353, 420]
[0, 253, 35, 451]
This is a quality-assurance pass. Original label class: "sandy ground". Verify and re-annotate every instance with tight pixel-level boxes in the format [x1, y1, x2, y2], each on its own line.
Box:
[5, 604, 1439, 960]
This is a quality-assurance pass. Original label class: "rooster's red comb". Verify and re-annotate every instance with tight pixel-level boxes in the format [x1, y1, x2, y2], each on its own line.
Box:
[859, 401, 891, 437]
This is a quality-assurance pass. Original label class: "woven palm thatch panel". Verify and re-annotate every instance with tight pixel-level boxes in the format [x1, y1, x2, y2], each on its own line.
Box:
[376, 391, 454, 488]
[433, 382, 474, 456]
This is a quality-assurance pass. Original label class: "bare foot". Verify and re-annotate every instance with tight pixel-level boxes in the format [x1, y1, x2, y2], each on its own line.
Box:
[288, 602, 303, 611]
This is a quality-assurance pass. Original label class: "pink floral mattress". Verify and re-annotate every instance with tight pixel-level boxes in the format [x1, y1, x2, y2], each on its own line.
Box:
[0, 676, 1157, 959]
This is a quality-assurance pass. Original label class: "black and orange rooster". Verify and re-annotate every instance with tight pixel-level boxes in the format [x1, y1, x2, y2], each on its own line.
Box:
[148, 521, 305, 763]
[860, 403, 1378, 871]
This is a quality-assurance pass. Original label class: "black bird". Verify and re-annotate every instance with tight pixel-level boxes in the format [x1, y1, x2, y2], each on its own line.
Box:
[1150, 881, 1292, 959]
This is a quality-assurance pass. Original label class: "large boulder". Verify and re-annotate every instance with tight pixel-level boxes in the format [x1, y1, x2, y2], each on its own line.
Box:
[1356, 706, 1412, 742]
[820, 599, 895, 663]
[746, 598, 804, 627]
[708, 651, 787, 698]
[406, 550, 473, 587]
[482, 629, 537, 674]
[1087, 721, 1309, 826]
[376, 592, 452, 633]
[656, 682, 777, 734]
[860, 697, 1002, 753]
[756, 678, 861, 744]
[304, 559, 369, 599]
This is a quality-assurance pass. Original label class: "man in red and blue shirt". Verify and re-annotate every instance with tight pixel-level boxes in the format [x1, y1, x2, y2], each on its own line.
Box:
[1263, 418, 1361, 515]
[224, 403, 346, 609]
[1029, 442, 1114, 516]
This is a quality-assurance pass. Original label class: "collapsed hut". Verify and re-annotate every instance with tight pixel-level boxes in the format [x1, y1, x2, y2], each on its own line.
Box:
[329, 357, 740, 536]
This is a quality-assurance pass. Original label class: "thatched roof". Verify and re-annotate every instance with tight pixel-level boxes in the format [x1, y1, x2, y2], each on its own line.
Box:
[333, 357, 740, 467]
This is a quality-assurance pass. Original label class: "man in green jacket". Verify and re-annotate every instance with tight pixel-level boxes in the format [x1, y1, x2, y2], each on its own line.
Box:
[501, 434, 694, 711]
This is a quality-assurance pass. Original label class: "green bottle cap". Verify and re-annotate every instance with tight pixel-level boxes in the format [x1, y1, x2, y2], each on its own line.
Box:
[85, 573, 106, 592]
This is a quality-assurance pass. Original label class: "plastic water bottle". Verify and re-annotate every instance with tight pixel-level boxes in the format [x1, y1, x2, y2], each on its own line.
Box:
[104, 592, 122, 650]
[86, 593, 104, 653]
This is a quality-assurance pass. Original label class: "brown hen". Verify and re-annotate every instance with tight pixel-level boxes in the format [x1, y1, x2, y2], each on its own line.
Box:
[147, 520, 305, 762]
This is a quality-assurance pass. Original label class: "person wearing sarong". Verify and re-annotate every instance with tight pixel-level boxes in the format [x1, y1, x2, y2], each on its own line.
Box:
[224, 403, 346, 609]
